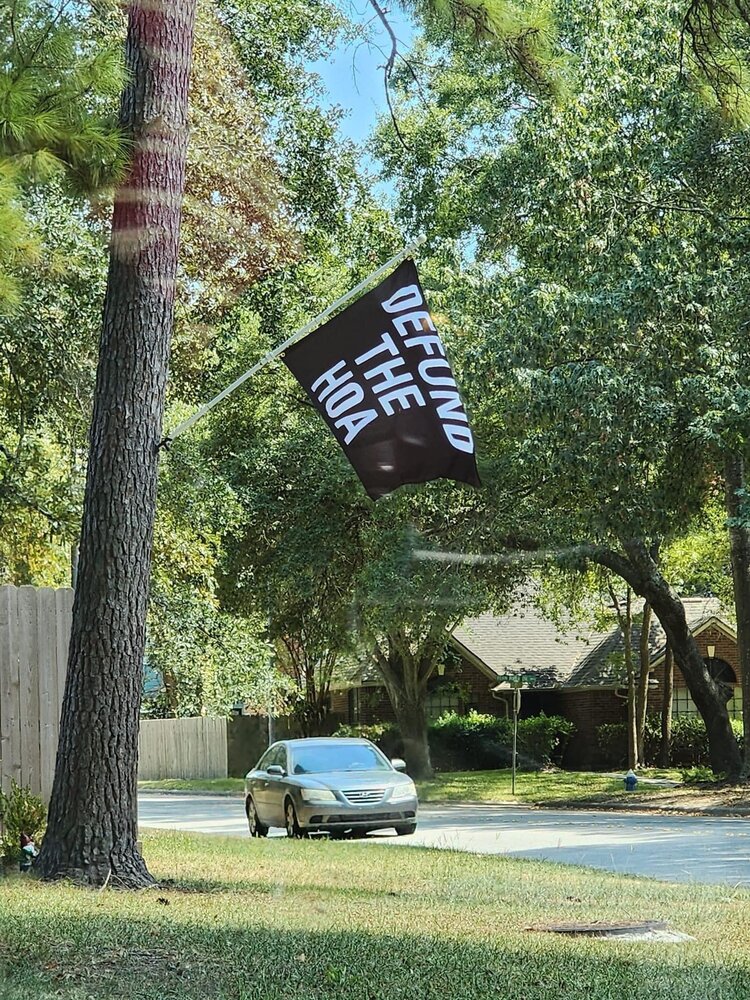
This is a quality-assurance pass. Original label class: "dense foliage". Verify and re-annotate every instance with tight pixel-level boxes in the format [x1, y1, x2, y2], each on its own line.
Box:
[0, 780, 46, 865]
[4, 0, 750, 772]
[336, 711, 576, 771]
[597, 715, 745, 768]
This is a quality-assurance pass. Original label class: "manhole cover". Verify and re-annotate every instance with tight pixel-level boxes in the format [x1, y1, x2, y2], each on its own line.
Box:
[528, 920, 694, 942]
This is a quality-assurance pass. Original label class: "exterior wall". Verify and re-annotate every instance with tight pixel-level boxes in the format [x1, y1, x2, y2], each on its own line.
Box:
[551, 690, 627, 769]
[647, 625, 741, 715]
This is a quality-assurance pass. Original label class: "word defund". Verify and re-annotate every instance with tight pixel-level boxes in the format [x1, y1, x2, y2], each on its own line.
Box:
[310, 282, 474, 453]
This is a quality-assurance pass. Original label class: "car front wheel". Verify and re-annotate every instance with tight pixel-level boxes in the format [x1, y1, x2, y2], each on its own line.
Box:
[395, 822, 417, 836]
[285, 799, 305, 839]
[246, 796, 268, 838]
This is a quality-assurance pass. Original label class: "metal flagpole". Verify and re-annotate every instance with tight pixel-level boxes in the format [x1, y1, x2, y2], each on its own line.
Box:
[163, 235, 427, 444]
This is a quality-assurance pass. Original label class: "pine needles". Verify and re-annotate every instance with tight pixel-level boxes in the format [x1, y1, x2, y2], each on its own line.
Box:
[0, 0, 125, 309]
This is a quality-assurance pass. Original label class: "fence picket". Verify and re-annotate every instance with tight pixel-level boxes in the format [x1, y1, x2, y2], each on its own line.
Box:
[1, 585, 229, 800]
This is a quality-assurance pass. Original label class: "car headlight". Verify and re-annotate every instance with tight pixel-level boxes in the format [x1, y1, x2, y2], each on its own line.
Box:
[300, 788, 338, 804]
[390, 781, 417, 803]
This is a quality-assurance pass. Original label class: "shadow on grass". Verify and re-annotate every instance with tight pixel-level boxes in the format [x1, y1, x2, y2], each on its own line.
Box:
[153, 869, 406, 903]
[0, 907, 746, 1000]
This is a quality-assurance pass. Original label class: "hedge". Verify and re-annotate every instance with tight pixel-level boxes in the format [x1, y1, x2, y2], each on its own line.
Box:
[596, 715, 744, 769]
[335, 711, 575, 772]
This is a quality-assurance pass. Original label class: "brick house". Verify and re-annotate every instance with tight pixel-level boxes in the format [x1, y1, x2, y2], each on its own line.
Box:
[330, 597, 741, 769]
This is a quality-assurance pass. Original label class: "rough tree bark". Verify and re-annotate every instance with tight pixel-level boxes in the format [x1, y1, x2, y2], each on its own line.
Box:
[36, 0, 198, 886]
[725, 453, 750, 778]
[594, 540, 741, 778]
[659, 644, 674, 767]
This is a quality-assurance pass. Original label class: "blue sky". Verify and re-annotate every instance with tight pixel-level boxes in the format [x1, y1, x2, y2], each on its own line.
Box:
[308, 4, 416, 146]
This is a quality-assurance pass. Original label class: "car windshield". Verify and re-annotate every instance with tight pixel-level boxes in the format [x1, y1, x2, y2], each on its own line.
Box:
[290, 744, 390, 775]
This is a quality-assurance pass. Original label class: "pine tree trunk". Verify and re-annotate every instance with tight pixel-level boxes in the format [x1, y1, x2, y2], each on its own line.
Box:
[659, 645, 673, 767]
[36, 0, 198, 886]
[725, 454, 750, 779]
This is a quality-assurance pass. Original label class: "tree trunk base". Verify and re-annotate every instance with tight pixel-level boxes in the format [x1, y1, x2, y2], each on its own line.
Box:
[35, 848, 156, 889]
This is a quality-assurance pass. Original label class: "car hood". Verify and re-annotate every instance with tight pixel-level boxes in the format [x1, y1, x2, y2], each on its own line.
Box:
[290, 770, 412, 792]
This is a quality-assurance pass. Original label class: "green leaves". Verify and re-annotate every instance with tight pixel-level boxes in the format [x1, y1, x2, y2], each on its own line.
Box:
[376, 0, 750, 570]
[0, 0, 124, 308]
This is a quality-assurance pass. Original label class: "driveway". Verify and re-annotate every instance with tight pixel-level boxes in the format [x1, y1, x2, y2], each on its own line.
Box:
[138, 793, 750, 887]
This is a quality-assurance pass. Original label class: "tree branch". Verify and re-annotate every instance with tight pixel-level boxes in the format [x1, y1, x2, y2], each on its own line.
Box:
[365, 0, 412, 150]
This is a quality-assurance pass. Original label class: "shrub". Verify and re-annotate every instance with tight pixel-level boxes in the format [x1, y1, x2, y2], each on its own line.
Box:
[518, 713, 576, 767]
[336, 713, 575, 772]
[596, 723, 628, 769]
[680, 765, 725, 784]
[0, 780, 46, 866]
[598, 716, 744, 769]
[429, 711, 512, 771]
[429, 710, 575, 772]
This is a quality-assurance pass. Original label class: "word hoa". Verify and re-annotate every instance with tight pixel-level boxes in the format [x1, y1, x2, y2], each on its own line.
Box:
[310, 282, 475, 453]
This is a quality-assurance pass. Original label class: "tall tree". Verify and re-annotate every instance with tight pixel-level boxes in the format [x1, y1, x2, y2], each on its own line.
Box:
[36, 0, 198, 886]
[360, 511, 506, 778]
[376, 0, 749, 775]
[724, 454, 750, 775]
[609, 586, 638, 770]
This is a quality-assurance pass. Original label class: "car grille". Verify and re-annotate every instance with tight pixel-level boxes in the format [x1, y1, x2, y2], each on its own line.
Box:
[309, 811, 412, 825]
[342, 788, 385, 805]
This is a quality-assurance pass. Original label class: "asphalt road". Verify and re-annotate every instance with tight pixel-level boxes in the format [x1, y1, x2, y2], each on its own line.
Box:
[138, 793, 750, 886]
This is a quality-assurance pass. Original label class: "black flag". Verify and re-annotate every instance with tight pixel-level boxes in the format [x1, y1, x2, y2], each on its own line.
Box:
[282, 259, 481, 499]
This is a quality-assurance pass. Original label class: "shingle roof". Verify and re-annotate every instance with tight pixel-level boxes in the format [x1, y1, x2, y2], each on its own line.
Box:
[331, 596, 732, 692]
[451, 597, 728, 690]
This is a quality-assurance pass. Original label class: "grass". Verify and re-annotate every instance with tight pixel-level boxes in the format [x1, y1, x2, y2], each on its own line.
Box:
[1, 830, 750, 999]
[138, 769, 685, 806]
[416, 768, 684, 805]
[139, 778, 246, 795]
[138, 768, 750, 814]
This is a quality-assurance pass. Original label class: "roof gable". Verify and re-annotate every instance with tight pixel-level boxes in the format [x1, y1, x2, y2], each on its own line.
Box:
[450, 597, 732, 689]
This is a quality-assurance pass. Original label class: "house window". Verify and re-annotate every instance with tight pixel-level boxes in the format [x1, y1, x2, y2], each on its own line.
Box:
[672, 658, 743, 719]
[425, 684, 464, 720]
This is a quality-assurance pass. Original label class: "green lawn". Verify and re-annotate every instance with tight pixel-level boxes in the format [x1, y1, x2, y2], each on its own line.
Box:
[138, 769, 684, 806]
[139, 777, 247, 795]
[416, 768, 684, 805]
[1, 830, 749, 999]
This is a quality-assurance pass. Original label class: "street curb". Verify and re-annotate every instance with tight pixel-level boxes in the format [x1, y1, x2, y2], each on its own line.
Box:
[137, 788, 750, 817]
[138, 788, 245, 798]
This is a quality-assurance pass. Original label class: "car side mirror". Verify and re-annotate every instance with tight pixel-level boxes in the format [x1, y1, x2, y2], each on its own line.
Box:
[267, 764, 286, 777]
[391, 758, 407, 772]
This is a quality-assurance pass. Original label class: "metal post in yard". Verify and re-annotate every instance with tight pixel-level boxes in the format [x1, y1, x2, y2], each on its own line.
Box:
[494, 672, 535, 796]
[512, 687, 521, 795]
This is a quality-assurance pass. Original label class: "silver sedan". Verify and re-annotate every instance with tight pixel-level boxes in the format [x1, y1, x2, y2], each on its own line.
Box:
[244, 737, 419, 839]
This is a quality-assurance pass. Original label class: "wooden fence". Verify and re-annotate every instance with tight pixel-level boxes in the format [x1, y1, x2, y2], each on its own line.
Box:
[0, 585, 73, 802]
[0, 584, 231, 798]
[139, 717, 228, 780]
